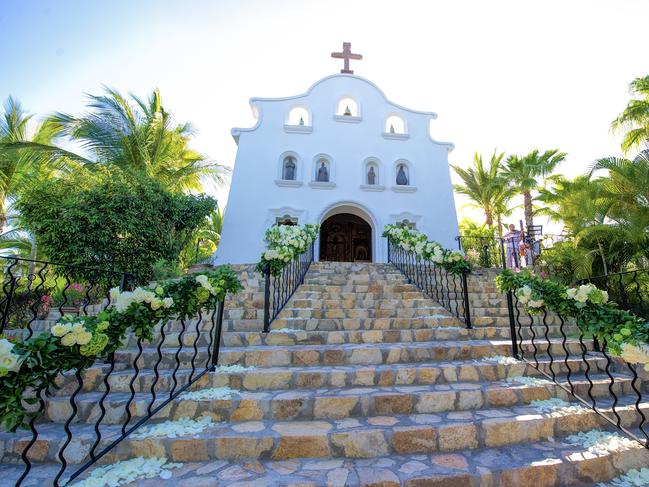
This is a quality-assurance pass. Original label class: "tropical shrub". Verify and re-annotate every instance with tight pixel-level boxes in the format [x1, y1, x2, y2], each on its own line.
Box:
[16, 169, 217, 283]
[383, 224, 471, 274]
[256, 224, 319, 275]
[495, 269, 649, 369]
[0, 266, 242, 432]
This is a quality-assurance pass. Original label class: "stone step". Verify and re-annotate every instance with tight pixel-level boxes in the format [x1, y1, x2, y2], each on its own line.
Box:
[292, 290, 424, 301]
[267, 315, 463, 331]
[277, 306, 454, 319]
[55, 355, 610, 396]
[42, 374, 633, 425]
[111, 340, 596, 369]
[7, 437, 649, 486]
[299, 284, 418, 293]
[287, 298, 436, 309]
[4, 402, 648, 464]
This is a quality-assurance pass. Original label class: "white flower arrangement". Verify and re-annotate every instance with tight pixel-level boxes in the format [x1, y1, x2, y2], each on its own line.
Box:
[0, 338, 24, 376]
[620, 343, 649, 371]
[480, 355, 521, 365]
[258, 224, 319, 273]
[530, 398, 588, 416]
[566, 283, 609, 307]
[131, 416, 213, 439]
[506, 375, 552, 386]
[383, 224, 470, 273]
[109, 286, 174, 313]
[180, 386, 237, 401]
[515, 285, 545, 310]
[51, 322, 93, 347]
[599, 468, 649, 487]
[71, 457, 182, 486]
[565, 429, 637, 455]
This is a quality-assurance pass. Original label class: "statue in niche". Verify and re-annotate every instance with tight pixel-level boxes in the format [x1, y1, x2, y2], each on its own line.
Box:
[299, 116, 305, 126]
[283, 158, 296, 180]
[389, 124, 395, 134]
[343, 105, 352, 116]
[317, 161, 329, 182]
[367, 166, 376, 185]
[396, 164, 409, 185]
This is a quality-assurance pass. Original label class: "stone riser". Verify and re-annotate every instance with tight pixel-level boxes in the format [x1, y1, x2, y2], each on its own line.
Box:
[109, 341, 595, 370]
[6, 441, 649, 487]
[266, 316, 463, 331]
[100, 324, 583, 350]
[4, 404, 648, 464]
[216, 341, 593, 368]
[277, 307, 454, 319]
[53, 356, 610, 396]
[41, 376, 633, 425]
[287, 298, 436, 309]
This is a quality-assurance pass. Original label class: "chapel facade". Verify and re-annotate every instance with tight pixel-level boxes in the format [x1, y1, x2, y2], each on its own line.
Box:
[216, 46, 459, 264]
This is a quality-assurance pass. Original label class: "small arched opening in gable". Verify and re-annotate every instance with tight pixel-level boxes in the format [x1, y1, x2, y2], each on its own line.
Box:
[385, 115, 406, 134]
[287, 106, 310, 126]
[337, 97, 358, 117]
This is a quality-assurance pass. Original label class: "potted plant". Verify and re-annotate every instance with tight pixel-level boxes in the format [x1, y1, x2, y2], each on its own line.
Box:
[55, 283, 86, 316]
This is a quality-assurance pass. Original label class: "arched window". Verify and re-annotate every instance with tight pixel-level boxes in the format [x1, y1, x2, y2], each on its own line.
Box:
[399, 219, 416, 230]
[396, 163, 410, 186]
[337, 97, 358, 117]
[287, 106, 310, 126]
[366, 162, 379, 185]
[282, 156, 297, 180]
[276, 215, 298, 226]
[385, 115, 406, 134]
[315, 157, 330, 182]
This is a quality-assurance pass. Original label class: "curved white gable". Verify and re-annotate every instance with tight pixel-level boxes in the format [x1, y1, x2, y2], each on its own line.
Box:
[216, 74, 459, 264]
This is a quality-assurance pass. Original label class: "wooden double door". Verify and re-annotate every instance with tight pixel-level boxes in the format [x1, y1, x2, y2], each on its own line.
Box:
[319, 213, 372, 262]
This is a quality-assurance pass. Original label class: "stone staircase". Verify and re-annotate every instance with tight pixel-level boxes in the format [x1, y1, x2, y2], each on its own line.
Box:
[1, 262, 648, 486]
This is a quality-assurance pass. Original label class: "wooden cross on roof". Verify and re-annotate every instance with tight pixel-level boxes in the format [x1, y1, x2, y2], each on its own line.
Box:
[331, 42, 362, 74]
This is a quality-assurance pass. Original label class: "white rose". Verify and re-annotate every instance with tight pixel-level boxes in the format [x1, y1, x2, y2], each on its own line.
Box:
[75, 331, 92, 346]
[0, 353, 20, 372]
[195, 275, 209, 286]
[61, 333, 77, 347]
[163, 297, 174, 308]
[51, 323, 72, 337]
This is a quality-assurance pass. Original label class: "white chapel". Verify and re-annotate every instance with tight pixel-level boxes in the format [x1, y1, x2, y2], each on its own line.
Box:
[215, 43, 459, 264]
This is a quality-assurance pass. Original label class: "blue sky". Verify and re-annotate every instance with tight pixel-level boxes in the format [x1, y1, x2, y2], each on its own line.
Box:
[2, 0, 648, 229]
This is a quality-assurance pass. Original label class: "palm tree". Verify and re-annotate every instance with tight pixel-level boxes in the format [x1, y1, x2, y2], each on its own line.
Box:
[452, 151, 515, 234]
[5, 88, 228, 194]
[504, 149, 566, 231]
[0, 97, 74, 231]
[612, 75, 649, 154]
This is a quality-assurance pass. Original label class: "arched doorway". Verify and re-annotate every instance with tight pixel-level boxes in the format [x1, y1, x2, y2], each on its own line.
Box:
[320, 213, 372, 262]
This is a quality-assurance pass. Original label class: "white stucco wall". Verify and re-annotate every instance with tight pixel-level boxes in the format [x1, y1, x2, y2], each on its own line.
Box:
[214, 74, 459, 265]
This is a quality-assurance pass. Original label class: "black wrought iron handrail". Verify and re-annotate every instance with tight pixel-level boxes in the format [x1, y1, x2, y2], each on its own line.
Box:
[0, 257, 228, 486]
[505, 292, 649, 450]
[578, 268, 649, 321]
[387, 240, 472, 328]
[262, 242, 314, 333]
[456, 233, 569, 270]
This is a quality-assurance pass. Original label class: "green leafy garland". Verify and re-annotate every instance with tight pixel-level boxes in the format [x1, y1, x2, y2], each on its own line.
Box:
[256, 223, 319, 276]
[383, 224, 472, 275]
[0, 266, 242, 432]
[495, 269, 649, 368]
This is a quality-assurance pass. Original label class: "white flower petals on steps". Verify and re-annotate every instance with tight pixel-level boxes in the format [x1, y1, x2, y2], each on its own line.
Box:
[131, 416, 213, 439]
[180, 386, 238, 401]
[479, 355, 521, 365]
[566, 429, 638, 455]
[71, 457, 182, 486]
[211, 364, 255, 374]
[529, 398, 588, 416]
[599, 468, 649, 487]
